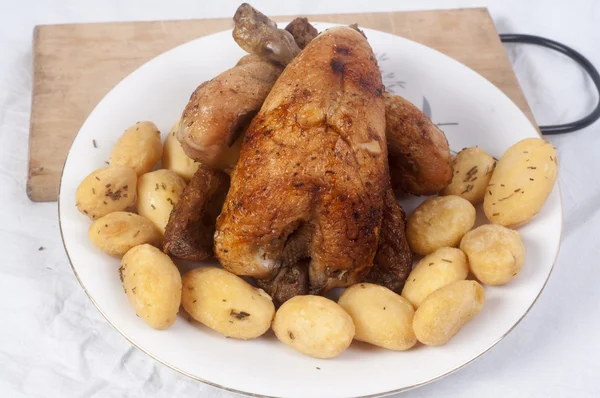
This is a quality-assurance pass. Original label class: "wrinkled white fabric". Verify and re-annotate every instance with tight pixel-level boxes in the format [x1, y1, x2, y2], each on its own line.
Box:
[0, 0, 599, 397]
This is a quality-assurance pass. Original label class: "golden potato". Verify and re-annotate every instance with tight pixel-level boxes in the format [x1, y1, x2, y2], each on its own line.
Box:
[484, 138, 558, 228]
[338, 283, 416, 351]
[88, 212, 161, 257]
[273, 295, 355, 359]
[162, 120, 199, 181]
[75, 166, 137, 220]
[401, 247, 469, 308]
[182, 267, 275, 339]
[406, 195, 476, 255]
[119, 244, 182, 330]
[136, 169, 186, 234]
[460, 224, 525, 285]
[110, 121, 163, 176]
[441, 147, 496, 204]
[413, 280, 485, 346]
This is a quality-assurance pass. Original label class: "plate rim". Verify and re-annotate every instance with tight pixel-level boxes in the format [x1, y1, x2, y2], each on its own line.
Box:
[58, 23, 564, 398]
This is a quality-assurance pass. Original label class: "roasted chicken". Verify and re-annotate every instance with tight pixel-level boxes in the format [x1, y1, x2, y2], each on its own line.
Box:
[214, 26, 410, 294]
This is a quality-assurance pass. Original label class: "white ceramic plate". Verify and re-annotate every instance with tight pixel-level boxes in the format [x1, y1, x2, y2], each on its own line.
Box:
[59, 23, 562, 398]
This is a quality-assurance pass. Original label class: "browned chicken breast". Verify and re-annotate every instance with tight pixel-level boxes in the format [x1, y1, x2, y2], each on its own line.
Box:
[178, 55, 283, 171]
[385, 92, 453, 195]
[215, 27, 391, 293]
[163, 164, 229, 261]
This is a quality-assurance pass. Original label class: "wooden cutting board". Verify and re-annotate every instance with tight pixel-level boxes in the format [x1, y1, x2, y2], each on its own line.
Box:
[27, 7, 535, 202]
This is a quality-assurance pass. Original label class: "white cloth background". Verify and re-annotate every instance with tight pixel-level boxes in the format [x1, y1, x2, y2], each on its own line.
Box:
[1, 0, 599, 397]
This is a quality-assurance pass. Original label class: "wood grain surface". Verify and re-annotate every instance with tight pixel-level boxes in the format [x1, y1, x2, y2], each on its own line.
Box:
[28, 7, 535, 202]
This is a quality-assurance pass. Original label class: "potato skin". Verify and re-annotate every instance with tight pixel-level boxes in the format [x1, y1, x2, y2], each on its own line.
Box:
[110, 121, 163, 176]
[413, 280, 485, 346]
[441, 147, 496, 204]
[273, 295, 355, 359]
[484, 138, 558, 228]
[338, 283, 416, 351]
[401, 247, 468, 308]
[119, 244, 182, 330]
[181, 267, 275, 340]
[88, 212, 162, 257]
[75, 166, 137, 219]
[460, 224, 525, 285]
[162, 120, 199, 181]
[137, 169, 187, 234]
[406, 196, 476, 255]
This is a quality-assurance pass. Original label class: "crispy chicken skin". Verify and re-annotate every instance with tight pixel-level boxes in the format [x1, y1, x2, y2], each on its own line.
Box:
[385, 92, 453, 195]
[178, 55, 283, 171]
[365, 187, 412, 293]
[214, 27, 389, 293]
[163, 165, 229, 261]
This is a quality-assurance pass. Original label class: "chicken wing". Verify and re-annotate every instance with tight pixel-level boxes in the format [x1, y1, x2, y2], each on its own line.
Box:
[178, 55, 282, 171]
[214, 27, 389, 293]
[163, 164, 229, 261]
[233, 3, 300, 65]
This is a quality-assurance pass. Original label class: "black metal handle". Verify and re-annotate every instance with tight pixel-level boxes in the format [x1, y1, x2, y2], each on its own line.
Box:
[500, 34, 600, 135]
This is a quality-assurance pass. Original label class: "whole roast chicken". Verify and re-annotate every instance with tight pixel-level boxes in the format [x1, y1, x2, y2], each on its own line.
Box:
[214, 26, 411, 296]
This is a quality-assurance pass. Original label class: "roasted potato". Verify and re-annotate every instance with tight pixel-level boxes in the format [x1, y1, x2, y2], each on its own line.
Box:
[460, 224, 525, 285]
[162, 120, 199, 181]
[484, 138, 558, 227]
[441, 147, 496, 204]
[88, 212, 161, 257]
[110, 121, 163, 176]
[181, 267, 275, 339]
[75, 165, 137, 220]
[401, 247, 469, 308]
[137, 169, 186, 234]
[406, 195, 476, 255]
[119, 244, 182, 330]
[338, 283, 416, 351]
[272, 295, 355, 359]
[413, 280, 485, 346]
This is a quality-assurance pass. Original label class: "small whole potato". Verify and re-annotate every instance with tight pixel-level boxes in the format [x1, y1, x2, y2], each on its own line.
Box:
[460, 224, 525, 285]
[119, 244, 182, 330]
[401, 247, 469, 308]
[441, 147, 496, 204]
[484, 138, 558, 228]
[413, 280, 485, 346]
[76, 165, 137, 219]
[407, 195, 476, 255]
[273, 295, 355, 359]
[182, 267, 275, 340]
[338, 283, 416, 351]
[88, 212, 162, 257]
[162, 120, 199, 181]
[110, 121, 163, 176]
[137, 169, 186, 234]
